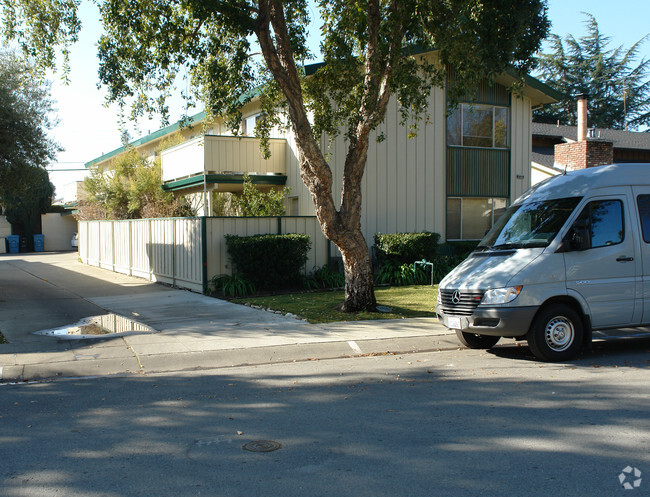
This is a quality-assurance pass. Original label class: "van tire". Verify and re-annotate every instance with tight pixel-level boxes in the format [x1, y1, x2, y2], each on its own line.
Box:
[527, 304, 583, 362]
[456, 330, 500, 349]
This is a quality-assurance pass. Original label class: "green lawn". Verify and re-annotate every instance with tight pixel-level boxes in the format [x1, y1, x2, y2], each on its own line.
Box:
[233, 285, 439, 323]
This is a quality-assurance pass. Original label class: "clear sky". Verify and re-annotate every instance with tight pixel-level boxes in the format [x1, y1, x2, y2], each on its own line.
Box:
[47, 0, 650, 202]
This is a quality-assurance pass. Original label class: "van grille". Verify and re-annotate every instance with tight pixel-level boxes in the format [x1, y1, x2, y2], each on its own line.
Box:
[440, 290, 484, 316]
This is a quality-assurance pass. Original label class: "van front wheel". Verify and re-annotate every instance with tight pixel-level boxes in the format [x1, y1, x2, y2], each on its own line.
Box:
[456, 330, 500, 349]
[527, 305, 583, 362]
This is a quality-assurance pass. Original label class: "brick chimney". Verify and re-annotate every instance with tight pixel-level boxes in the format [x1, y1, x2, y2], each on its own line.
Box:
[554, 93, 613, 171]
[577, 93, 588, 142]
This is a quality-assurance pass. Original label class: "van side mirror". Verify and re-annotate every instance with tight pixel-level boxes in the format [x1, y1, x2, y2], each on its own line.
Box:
[557, 225, 591, 252]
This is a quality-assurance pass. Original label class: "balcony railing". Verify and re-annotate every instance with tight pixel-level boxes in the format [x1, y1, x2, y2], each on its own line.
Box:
[161, 134, 287, 184]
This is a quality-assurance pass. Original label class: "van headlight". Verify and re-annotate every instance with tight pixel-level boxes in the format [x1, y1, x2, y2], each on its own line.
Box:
[481, 286, 522, 305]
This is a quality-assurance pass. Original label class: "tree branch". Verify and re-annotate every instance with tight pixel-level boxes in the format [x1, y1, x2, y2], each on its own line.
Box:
[340, 0, 404, 225]
[255, 0, 339, 237]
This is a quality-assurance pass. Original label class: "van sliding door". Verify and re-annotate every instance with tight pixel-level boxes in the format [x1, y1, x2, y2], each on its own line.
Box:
[634, 188, 650, 324]
[564, 188, 640, 328]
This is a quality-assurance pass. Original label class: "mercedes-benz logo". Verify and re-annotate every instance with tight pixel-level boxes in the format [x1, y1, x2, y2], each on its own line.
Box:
[451, 290, 462, 305]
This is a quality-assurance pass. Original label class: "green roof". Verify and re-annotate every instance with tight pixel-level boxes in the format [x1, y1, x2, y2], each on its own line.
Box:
[86, 54, 561, 169]
[84, 111, 207, 168]
[304, 51, 563, 105]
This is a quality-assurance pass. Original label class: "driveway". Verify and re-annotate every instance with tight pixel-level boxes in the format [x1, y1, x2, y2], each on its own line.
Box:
[0, 252, 454, 381]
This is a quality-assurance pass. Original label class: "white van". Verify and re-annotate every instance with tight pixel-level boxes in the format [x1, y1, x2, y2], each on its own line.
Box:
[436, 163, 650, 361]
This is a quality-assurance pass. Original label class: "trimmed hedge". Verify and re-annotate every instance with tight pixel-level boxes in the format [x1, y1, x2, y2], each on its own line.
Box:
[373, 232, 478, 286]
[225, 233, 311, 289]
[373, 231, 441, 265]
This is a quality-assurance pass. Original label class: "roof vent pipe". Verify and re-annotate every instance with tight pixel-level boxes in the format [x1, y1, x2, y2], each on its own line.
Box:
[577, 93, 588, 142]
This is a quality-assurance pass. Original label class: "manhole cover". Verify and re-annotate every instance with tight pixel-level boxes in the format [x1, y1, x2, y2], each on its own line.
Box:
[242, 440, 282, 453]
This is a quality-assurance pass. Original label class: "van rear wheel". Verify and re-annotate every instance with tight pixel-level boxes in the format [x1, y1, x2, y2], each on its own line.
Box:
[456, 330, 500, 349]
[527, 304, 583, 362]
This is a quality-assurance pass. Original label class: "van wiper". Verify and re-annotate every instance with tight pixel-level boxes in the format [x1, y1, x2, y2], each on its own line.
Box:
[491, 243, 523, 250]
[492, 241, 547, 250]
[473, 245, 490, 252]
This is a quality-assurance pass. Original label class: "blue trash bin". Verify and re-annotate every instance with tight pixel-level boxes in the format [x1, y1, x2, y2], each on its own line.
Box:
[33, 234, 44, 252]
[7, 235, 19, 254]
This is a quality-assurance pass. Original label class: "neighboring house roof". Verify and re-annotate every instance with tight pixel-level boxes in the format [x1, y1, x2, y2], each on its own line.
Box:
[532, 122, 650, 149]
[532, 122, 650, 168]
[531, 148, 561, 171]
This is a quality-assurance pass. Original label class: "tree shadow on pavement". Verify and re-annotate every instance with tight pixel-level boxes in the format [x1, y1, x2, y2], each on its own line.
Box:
[1, 350, 648, 497]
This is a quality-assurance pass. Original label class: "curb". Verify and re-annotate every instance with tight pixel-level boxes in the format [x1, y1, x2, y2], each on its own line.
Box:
[0, 335, 461, 383]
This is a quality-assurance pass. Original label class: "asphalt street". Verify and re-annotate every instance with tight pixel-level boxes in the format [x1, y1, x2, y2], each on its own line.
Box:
[1, 252, 649, 497]
[1, 342, 648, 497]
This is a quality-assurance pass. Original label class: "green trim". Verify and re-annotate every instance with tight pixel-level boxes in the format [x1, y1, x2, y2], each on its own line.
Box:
[84, 111, 207, 168]
[85, 88, 264, 169]
[162, 173, 288, 191]
[513, 70, 566, 103]
[446, 148, 510, 197]
[305, 62, 325, 76]
[201, 217, 208, 294]
[305, 50, 562, 104]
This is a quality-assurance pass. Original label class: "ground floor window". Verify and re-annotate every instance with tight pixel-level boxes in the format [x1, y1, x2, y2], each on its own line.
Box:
[447, 197, 508, 240]
[288, 196, 299, 216]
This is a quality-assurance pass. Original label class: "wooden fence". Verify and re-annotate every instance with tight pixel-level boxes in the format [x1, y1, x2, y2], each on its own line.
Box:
[78, 216, 329, 293]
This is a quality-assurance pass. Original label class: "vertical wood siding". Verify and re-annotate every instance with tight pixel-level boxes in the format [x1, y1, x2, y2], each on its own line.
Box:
[204, 216, 328, 280]
[510, 95, 533, 201]
[78, 216, 328, 293]
[446, 147, 510, 197]
[318, 85, 447, 253]
[79, 218, 205, 293]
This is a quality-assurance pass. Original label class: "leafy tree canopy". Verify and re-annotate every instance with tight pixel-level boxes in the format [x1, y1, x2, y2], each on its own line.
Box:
[232, 175, 289, 217]
[0, 51, 59, 193]
[1, 0, 549, 311]
[1, 166, 54, 240]
[80, 149, 195, 220]
[534, 13, 650, 130]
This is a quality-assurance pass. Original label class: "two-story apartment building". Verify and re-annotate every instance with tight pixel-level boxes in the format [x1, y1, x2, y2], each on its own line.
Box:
[85, 57, 561, 247]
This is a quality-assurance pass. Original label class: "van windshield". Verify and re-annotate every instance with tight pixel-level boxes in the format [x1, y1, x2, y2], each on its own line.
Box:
[476, 197, 582, 250]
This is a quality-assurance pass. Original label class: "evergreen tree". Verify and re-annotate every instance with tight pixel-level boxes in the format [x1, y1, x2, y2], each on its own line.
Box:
[534, 13, 650, 130]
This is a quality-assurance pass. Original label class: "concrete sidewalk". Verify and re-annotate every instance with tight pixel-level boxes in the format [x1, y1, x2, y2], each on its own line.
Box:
[0, 252, 457, 382]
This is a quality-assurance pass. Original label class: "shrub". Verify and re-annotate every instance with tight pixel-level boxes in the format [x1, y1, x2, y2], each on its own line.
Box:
[225, 233, 311, 289]
[375, 261, 415, 286]
[305, 264, 345, 290]
[439, 241, 479, 266]
[373, 233, 478, 286]
[374, 232, 441, 265]
[210, 274, 256, 297]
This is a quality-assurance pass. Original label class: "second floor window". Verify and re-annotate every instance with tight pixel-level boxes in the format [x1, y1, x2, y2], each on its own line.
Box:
[447, 104, 509, 149]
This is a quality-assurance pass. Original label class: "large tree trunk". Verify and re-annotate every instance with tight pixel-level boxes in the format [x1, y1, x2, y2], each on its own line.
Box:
[337, 229, 377, 312]
[256, 0, 401, 312]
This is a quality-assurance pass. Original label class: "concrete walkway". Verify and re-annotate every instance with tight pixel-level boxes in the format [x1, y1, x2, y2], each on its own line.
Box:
[0, 252, 456, 382]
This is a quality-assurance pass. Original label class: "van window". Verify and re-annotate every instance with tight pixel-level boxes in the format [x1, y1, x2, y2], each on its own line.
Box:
[638, 195, 650, 243]
[478, 197, 581, 249]
[573, 200, 624, 249]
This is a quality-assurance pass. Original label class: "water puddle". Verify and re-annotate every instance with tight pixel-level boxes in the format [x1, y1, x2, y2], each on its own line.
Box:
[34, 314, 158, 340]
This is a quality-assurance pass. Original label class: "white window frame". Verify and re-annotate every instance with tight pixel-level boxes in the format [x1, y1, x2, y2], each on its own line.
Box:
[447, 104, 510, 149]
[447, 197, 508, 241]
